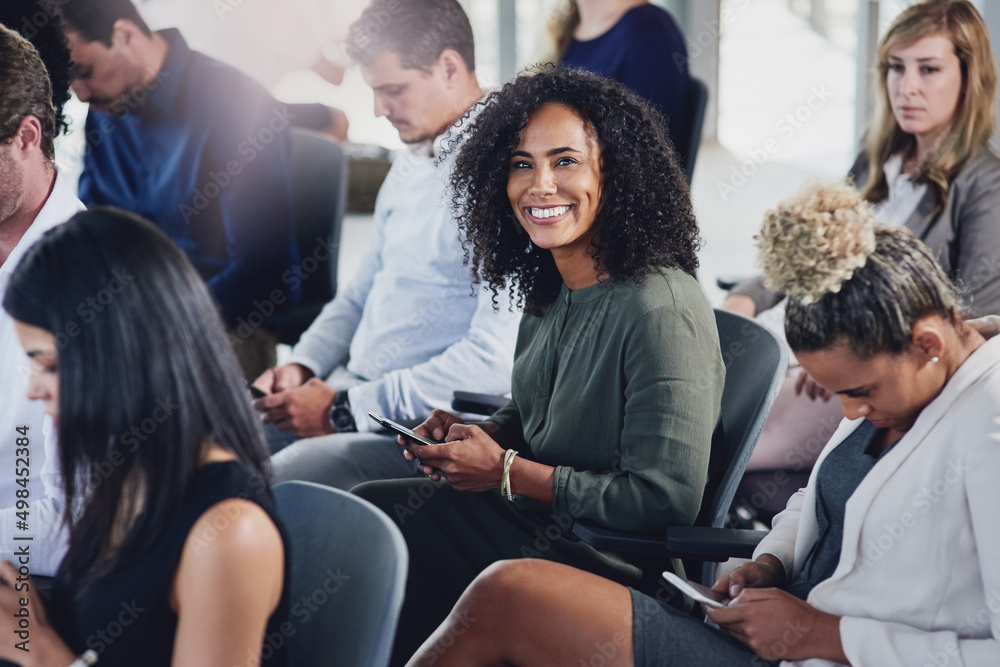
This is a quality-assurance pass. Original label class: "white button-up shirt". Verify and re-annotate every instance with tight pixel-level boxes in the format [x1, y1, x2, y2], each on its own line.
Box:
[0, 166, 85, 575]
[287, 125, 521, 429]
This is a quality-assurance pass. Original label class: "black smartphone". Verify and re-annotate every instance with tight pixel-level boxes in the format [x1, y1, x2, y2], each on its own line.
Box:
[368, 412, 441, 447]
[247, 381, 267, 399]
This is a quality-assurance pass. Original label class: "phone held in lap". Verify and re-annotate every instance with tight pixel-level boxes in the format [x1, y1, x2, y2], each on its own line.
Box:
[661, 572, 730, 608]
[368, 412, 441, 447]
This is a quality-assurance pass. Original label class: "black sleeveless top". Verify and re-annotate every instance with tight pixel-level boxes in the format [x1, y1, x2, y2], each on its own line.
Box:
[47, 461, 290, 666]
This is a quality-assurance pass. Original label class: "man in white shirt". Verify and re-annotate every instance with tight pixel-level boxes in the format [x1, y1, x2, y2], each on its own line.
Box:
[254, 0, 520, 490]
[0, 25, 84, 575]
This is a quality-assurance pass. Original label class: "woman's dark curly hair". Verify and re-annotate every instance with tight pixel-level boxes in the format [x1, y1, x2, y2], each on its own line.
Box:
[449, 65, 700, 315]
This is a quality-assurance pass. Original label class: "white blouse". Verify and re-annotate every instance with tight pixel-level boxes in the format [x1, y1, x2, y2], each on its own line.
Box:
[873, 153, 928, 226]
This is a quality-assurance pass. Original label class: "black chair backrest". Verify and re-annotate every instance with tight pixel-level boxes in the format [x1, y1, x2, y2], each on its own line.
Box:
[292, 128, 346, 307]
[677, 77, 708, 184]
[272, 129, 347, 344]
[274, 481, 408, 667]
[695, 310, 788, 530]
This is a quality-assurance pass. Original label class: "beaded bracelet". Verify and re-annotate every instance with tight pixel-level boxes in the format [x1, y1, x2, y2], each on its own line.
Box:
[68, 650, 99, 667]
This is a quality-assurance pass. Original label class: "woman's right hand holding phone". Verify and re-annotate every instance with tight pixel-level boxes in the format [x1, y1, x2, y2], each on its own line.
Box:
[408, 409, 466, 446]
[712, 553, 786, 600]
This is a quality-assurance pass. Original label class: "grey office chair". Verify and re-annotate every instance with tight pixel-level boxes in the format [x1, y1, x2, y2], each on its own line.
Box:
[274, 481, 408, 667]
[571, 309, 788, 585]
[268, 128, 347, 345]
[453, 310, 788, 586]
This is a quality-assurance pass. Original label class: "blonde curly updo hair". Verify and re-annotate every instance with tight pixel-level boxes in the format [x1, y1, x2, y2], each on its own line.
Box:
[759, 182, 964, 358]
[758, 182, 877, 305]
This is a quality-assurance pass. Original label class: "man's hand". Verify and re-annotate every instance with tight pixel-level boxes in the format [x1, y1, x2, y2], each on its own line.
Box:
[706, 588, 846, 663]
[968, 315, 1000, 338]
[254, 378, 337, 438]
[252, 363, 315, 396]
[794, 369, 832, 402]
[713, 554, 786, 599]
[0, 561, 75, 666]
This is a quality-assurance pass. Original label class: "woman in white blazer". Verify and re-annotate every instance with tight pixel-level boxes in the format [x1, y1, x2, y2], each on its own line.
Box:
[400, 181, 1000, 667]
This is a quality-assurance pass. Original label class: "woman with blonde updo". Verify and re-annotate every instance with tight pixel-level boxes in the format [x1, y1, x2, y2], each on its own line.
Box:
[728, 0, 1000, 480]
[404, 181, 1000, 667]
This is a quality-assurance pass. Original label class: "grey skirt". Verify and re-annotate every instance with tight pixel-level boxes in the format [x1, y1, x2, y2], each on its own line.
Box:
[630, 588, 779, 667]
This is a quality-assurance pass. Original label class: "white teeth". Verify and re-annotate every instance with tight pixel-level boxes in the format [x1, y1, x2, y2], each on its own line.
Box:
[529, 205, 570, 219]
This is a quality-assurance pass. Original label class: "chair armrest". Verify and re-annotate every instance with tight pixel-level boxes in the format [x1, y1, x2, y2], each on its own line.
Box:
[665, 527, 769, 561]
[570, 520, 665, 555]
[573, 520, 769, 561]
[451, 391, 509, 416]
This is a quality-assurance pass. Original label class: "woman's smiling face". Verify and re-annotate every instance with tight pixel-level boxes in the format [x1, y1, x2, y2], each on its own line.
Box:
[507, 103, 604, 269]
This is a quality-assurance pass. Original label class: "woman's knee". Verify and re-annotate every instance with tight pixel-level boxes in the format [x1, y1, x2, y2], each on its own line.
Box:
[464, 559, 574, 613]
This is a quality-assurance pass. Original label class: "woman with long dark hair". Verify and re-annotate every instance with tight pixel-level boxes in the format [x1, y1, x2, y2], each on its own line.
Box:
[354, 66, 724, 665]
[0, 208, 288, 666]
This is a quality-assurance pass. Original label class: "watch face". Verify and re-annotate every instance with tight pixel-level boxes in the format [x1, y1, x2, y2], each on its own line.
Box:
[331, 406, 356, 432]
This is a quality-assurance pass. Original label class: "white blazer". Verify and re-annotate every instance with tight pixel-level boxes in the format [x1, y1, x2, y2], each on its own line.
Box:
[754, 335, 1000, 667]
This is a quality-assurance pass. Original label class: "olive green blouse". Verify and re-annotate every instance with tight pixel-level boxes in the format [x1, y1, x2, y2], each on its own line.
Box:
[490, 268, 724, 532]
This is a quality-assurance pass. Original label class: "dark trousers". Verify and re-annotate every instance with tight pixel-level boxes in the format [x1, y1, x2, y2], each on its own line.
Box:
[353, 479, 648, 667]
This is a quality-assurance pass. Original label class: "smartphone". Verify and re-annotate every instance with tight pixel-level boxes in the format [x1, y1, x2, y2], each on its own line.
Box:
[661, 572, 730, 609]
[247, 381, 267, 399]
[368, 412, 441, 447]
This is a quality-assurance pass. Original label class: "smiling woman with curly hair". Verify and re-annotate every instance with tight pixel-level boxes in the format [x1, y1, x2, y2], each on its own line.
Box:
[449, 65, 700, 315]
[354, 66, 724, 666]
